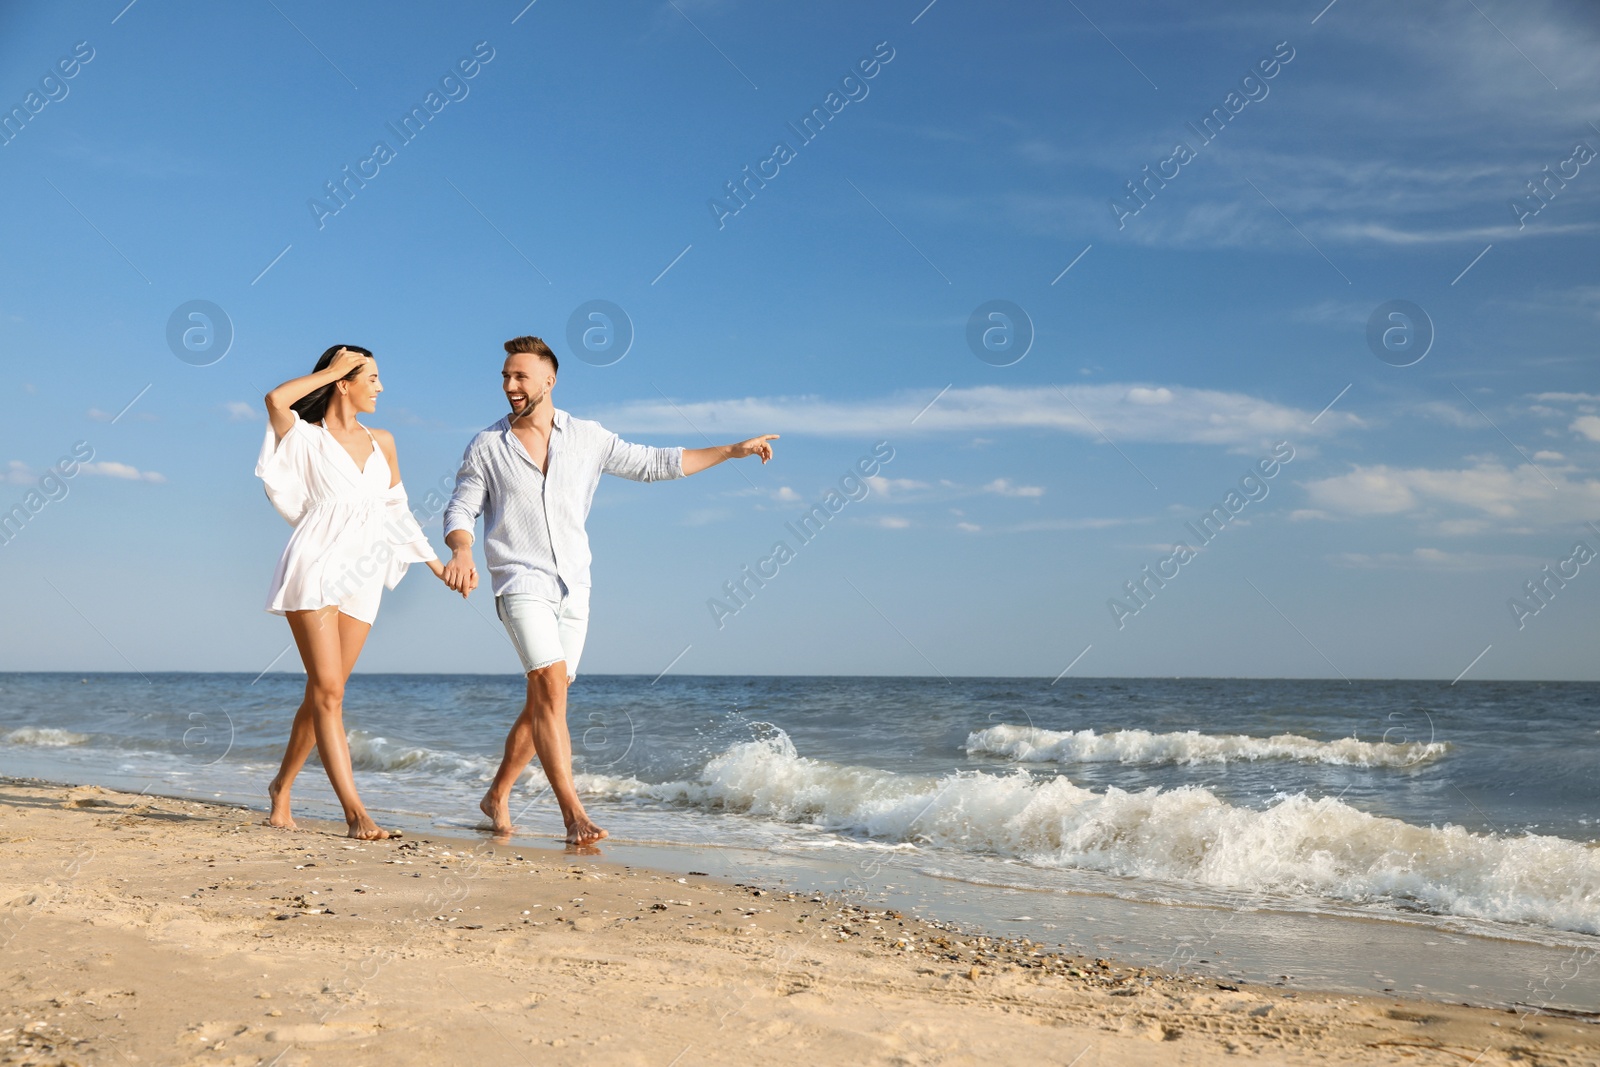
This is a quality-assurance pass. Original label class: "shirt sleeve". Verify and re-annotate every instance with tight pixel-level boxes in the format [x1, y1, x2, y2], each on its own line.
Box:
[255, 411, 310, 526]
[443, 440, 488, 538]
[600, 432, 684, 483]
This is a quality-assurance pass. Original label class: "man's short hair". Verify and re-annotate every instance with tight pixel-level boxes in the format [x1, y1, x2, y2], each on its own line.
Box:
[504, 335, 558, 374]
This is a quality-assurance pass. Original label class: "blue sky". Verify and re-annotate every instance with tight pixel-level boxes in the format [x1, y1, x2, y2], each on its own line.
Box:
[1, 0, 1596, 679]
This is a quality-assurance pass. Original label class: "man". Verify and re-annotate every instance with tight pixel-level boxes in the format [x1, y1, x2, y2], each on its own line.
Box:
[442, 336, 777, 845]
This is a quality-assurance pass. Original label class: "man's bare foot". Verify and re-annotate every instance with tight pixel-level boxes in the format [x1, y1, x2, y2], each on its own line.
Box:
[347, 816, 392, 841]
[479, 792, 514, 837]
[267, 777, 297, 830]
[565, 815, 608, 847]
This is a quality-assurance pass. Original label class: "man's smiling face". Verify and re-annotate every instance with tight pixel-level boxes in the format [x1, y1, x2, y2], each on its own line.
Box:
[502, 352, 556, 419]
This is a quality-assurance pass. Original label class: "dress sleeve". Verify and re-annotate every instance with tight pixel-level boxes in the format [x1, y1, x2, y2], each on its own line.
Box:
[255, 412, 310, 526]
[381, 482, 438, 589]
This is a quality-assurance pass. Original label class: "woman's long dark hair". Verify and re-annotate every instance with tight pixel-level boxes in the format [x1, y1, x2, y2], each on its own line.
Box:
[291, 344, 373, 425]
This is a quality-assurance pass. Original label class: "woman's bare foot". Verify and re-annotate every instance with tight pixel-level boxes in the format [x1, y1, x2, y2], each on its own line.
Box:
[479, 792, 514, 837]
[565, 814, 608, 847]
[267, 777, 298, 830]
[347, 816, 392, 841]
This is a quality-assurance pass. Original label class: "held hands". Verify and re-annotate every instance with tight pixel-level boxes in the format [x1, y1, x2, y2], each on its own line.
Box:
[441, 550, 478, 598]
[426, 558, 469, 599]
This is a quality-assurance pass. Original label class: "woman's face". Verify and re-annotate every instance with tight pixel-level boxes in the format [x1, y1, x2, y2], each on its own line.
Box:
[341, 358, 382, 413]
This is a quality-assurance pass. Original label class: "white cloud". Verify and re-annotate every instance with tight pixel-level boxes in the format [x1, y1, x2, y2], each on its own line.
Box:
[680, 508, 733, 526]
[1434, 518, 1491, 537]
[1301, 462, 1600, 525]
[1301, 467, 1417, 515]
[80, 462, 165, 484]
[982, 478, 1044, 498]
[1007, 517, 1144, 532]
[869, 516, 911, 529]
[1571, 415, 1600, 442]
[1533, 450, 1567, 463]
[1331, 548, 1540, 571]
[594, 383, 1357, 449]
[1320, 220, 1599, 246]
[3, 460, 33, 485]
[224, 401, 256, 422]
[864, 476, 929, 498]
[1289, 299, 1369, 326]
[955, 522, 981, 532]
[1531, 392, 1600, 403]
[726, 485, 801, 505]
[1129, 541, 1209, 554]
[1415, 402, 1479, 429]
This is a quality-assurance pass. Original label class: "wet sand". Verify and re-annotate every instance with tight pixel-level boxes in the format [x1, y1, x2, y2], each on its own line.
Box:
[1, 779, 1595, 1066]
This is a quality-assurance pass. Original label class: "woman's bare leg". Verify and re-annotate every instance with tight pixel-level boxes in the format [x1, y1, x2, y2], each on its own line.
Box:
[269, 611, 370, 828]
[266, 688, 314, 829]
[278, 607, 387, 839]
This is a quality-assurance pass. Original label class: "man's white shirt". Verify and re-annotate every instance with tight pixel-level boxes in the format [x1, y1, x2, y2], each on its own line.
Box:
[444, 409, 684, 598]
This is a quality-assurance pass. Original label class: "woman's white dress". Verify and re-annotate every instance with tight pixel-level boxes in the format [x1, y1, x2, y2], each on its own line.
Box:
[256, 411, 436, 624]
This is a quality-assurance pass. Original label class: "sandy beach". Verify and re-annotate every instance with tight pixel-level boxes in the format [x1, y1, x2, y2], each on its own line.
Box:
[1, 779, 1594, 1067]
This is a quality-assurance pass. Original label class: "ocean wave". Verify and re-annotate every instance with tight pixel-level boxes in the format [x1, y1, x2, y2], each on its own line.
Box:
[2, 727, 90, 747]
[582, 732, 1599, 935]
[967, 723, 1447, 767]
[346, 730, 492, 780]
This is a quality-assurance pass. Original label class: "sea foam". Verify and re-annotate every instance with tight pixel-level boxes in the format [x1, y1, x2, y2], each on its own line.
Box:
[346, 730, 492, 779]
[583, 731, 1599, 935]
[967, 723, 1447, 767]
[2, 727, 89, 747]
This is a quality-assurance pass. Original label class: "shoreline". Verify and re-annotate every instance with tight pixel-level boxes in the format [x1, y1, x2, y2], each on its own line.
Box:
[2, 777, 1595, 1065]
[12, 751, 1596, 1015]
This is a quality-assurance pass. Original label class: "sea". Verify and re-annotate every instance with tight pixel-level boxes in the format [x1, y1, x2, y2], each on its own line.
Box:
[3, 672, 1597, 1012]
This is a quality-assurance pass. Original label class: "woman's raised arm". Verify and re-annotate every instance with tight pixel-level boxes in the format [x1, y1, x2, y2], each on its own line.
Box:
[264, 347, 369, 439]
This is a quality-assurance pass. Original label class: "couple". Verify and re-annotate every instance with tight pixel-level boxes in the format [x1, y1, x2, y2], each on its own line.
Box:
[256, 336, 777, 843]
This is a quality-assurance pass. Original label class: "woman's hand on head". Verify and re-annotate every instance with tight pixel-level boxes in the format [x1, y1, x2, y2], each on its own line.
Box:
[329, 347, 369, 378]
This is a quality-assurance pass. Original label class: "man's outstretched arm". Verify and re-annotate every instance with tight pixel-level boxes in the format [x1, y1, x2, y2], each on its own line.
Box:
[682, 434, 779, 476]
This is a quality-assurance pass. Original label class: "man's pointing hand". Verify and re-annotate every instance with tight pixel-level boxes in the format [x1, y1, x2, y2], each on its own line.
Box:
[733, 434, 778, 464]
[682, 435, 779, 476]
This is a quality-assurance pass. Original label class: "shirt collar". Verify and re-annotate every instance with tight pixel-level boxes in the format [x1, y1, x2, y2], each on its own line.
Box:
[493, 407, 568, 435]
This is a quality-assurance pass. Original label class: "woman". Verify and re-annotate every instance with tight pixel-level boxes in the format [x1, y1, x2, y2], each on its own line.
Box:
[257, 345, 452, 839]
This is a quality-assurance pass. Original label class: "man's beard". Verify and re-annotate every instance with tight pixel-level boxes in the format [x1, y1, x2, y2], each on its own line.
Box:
[509, 390, 544, 421]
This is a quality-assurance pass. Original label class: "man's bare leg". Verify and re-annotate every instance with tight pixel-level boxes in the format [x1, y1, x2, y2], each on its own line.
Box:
[480, 662, 607, 845]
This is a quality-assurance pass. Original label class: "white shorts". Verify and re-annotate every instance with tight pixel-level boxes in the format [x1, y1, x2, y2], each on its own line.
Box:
[495, 588, 590, 678]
